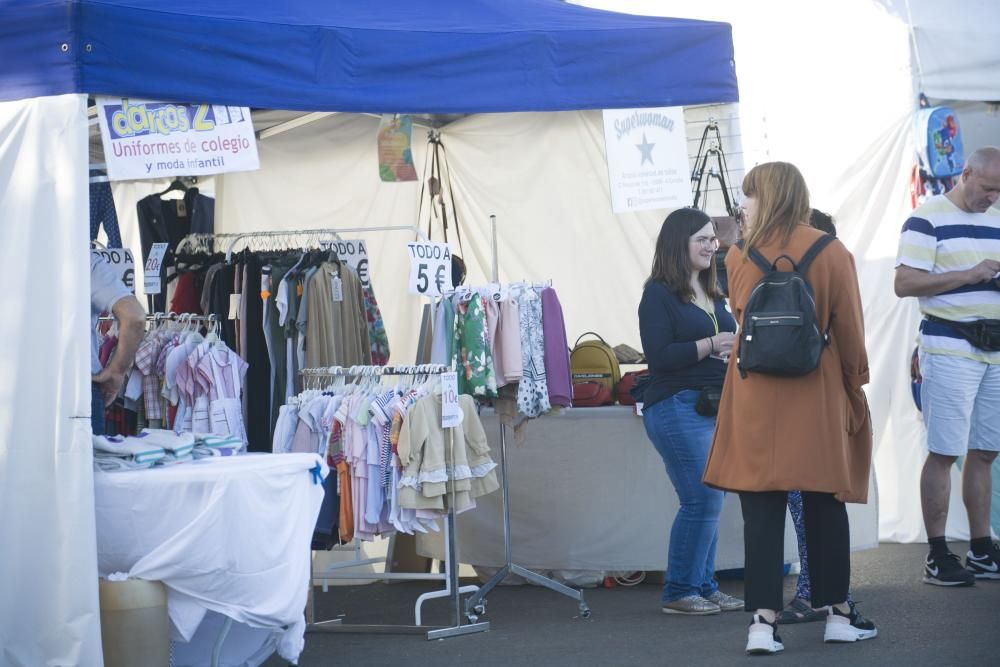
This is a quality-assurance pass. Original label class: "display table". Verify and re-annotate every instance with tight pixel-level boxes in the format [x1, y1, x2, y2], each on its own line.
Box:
[94, 453, 326, 665]
[419, 407, 878, 572]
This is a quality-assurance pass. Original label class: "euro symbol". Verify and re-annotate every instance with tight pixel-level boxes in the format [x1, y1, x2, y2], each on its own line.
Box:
[435, 264, 446, 293]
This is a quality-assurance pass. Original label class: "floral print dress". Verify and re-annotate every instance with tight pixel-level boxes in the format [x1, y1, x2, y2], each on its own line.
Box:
[452, 295, 498, 398]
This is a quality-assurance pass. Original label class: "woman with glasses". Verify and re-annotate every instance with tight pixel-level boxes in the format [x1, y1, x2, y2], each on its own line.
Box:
[638, 207, 743, 615]
[703, 162, 876, 655]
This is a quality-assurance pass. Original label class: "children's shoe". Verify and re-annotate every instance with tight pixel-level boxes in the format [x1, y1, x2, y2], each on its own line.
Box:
[746, 614, 784, 655]
[823, 602, 878, 643]
[966, 541, 1000, 580]
[923, 551, 975, 586]
[661, 594, 720, 615]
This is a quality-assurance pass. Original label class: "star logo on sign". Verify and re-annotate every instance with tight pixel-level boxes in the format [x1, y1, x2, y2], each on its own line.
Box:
[636, 132, 655, 165]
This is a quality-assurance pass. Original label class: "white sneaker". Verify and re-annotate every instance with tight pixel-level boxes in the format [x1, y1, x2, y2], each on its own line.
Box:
[823, 602, 878, 643]
[746, 614, 784, 655]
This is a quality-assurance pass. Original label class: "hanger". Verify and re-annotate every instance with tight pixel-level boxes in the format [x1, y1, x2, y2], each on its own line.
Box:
[157, 177, 190, 198]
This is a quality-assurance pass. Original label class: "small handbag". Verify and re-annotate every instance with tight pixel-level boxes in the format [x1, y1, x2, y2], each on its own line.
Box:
[616, 370, 649, 406]
[694, 385, 723, 417]
[572, 381, 614, 407]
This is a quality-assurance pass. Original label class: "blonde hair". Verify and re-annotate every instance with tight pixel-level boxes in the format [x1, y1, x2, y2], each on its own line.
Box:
[741, 162, 811, 256]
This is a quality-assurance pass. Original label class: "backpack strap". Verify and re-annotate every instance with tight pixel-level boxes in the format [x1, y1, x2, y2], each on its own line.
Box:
[796, 234, 837, 275]
[736, 240, 775, 275]
[736, 235, 835, 275]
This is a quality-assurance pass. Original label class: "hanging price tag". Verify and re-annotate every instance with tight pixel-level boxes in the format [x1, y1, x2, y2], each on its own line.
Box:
[330, 274, 344, 302]
[228, 293, 241, 320]
[441, 371, 462, 428]
[407, 241, 453, 297]
[143, 242, 169, 295]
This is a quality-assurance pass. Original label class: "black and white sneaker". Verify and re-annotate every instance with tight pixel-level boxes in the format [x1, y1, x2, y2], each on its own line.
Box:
[824, 602, 878, 643]
[923, 551, 975, 586]
[746, 614, 784, 655]
[966, 541, 1000, 580]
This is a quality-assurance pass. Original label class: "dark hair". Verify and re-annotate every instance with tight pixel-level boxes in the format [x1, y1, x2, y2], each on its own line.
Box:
[646, 208, 721, 301]
[809, 209, 836, 236]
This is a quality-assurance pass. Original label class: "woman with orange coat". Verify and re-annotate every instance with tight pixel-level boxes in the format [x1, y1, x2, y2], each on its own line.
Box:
[702, 162, 877, 655]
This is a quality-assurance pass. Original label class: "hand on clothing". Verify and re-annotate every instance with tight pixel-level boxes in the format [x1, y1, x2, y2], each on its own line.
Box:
[92, 367, 125, 407]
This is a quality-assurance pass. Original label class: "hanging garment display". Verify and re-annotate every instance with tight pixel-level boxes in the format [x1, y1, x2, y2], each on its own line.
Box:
[275, 368, 498, 545]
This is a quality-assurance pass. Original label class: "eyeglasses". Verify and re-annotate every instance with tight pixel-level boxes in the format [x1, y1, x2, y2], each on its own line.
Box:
[691, 236, 719, 247]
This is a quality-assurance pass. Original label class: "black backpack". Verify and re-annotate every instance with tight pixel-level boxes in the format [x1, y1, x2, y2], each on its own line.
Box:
[735, 235, 836, 378]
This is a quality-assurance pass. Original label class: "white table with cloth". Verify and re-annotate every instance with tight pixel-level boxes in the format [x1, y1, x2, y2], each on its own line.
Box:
[94, 453, 326, 666]
[418, 407, 878, 573]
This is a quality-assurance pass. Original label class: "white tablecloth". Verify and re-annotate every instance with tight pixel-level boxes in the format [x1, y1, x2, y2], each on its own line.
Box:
[419, 407, 878, 572]
[94, 453, 326, 664]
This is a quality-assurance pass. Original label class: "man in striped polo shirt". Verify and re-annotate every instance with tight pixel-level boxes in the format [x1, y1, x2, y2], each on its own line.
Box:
[895, 146, 1000, 586]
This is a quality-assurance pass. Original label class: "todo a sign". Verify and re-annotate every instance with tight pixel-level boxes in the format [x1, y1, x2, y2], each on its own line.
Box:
[96, 97, 260, 181]
[406, 242, 454, 297]
[319, 239, 371, 288]
[91, 248, 135, 293]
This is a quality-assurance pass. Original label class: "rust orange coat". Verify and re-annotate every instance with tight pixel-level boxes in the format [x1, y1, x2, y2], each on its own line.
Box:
[703, 225, 873, 503]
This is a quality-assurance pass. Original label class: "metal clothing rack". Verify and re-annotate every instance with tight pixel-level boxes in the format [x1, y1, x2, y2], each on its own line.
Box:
[297, 364, 490, 640]
[461, 214, 591, 623]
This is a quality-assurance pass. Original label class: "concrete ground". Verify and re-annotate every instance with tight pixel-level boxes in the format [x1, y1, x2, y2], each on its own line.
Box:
[266, 542, 1000, 666]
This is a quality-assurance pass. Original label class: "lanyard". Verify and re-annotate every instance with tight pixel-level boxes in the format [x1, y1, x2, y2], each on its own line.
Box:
[696, 296, 719, 334]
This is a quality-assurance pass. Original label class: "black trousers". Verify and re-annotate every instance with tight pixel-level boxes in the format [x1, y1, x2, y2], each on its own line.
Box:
[739, 490, 850, 611]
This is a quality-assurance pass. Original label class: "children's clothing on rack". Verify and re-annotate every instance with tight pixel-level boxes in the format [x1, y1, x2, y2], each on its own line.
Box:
[275, 369, 499, 545]
[172, 233, 391, 452]
[430, 283, 572, 420]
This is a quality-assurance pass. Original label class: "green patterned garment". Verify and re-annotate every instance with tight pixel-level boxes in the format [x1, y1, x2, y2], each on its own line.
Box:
[452, 295, 498, 397]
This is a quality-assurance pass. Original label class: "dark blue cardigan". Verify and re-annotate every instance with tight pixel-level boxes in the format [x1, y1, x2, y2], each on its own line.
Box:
[638, 280, 737, 409]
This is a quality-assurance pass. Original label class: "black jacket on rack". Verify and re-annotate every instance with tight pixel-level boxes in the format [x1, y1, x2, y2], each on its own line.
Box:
[137, 188, 215, 311]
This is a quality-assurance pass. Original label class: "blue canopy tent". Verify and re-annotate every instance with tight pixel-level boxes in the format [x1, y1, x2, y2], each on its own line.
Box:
[0, 2, 736, 664]
[2, 0, 737, 110]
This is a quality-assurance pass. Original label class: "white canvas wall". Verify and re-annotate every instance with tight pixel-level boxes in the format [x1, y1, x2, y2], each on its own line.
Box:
[0, 94, 103, 666]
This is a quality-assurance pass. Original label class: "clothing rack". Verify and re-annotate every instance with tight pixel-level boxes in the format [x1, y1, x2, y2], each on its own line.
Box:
[460, 215, 591, 623]
[97, 312, 221, 325]
[298, 364, 490, 640]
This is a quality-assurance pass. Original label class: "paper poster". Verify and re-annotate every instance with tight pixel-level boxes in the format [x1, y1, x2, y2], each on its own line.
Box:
[377, 114, 418, 182]
[96, 97, 260, 181]
[406, 241, 453, 297]
[91, 248, 135, 293]
[319, 239, 371, 288]
[602, 106, 691, 213]
[143, 242, 169, 295]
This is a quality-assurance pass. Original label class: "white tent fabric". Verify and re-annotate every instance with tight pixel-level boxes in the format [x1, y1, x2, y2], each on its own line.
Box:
[215, 0, 1000, 544]
[878, 0, 1000, 101]
[0, 94, 103, 666]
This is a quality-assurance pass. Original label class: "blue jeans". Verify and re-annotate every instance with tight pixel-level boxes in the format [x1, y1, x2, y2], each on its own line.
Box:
[643, 390, 725, 602]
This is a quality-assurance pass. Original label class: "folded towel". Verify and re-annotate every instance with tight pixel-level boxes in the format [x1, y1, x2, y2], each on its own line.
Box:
[195, 433, 243, 450]
[156, 452, 194, 467]
[94, 453, 157, 472]
[191, 444, 241, 459]
[137, 429, 196, 456]
[92, 435, 165, 465]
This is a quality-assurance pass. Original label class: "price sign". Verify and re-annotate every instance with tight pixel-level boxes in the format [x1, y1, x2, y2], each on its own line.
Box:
[441, 371, 462, 428]
[320, 239, 371, 288]
[143, 242, 169, 295]
[407, 241, 453, 297]
[91, 248, 136, 293]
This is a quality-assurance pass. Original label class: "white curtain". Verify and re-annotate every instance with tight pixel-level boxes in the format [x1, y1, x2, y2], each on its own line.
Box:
[0, 94, 103, 665]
